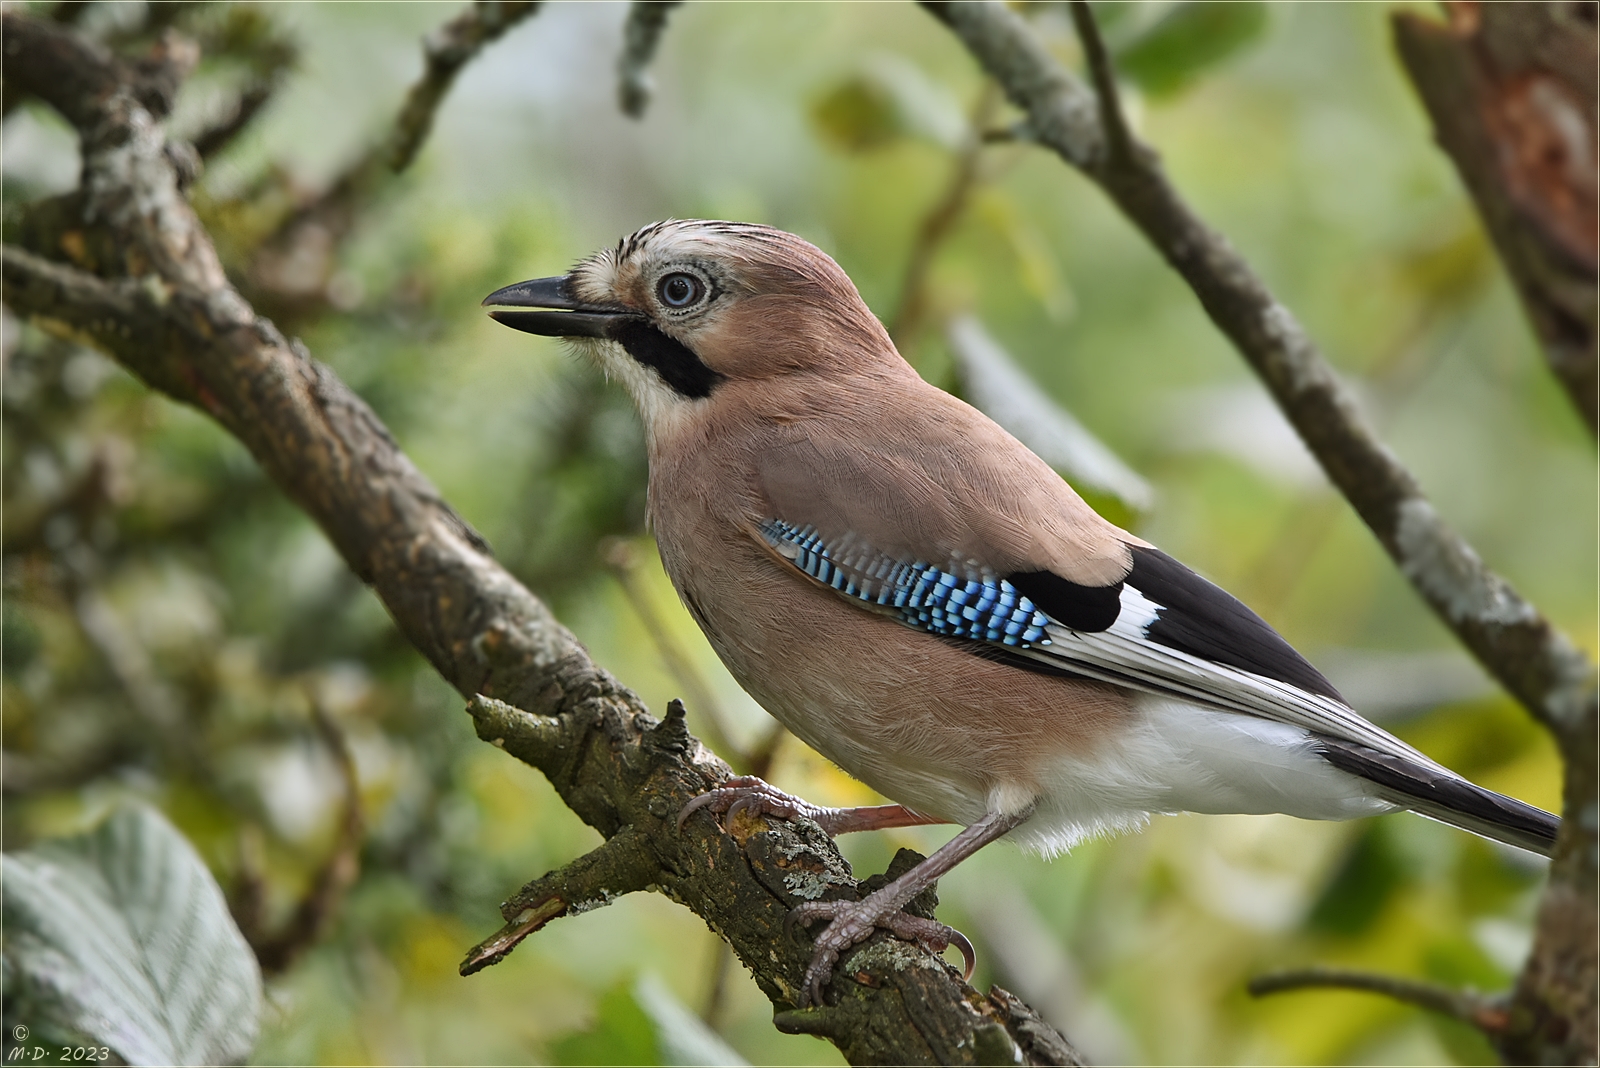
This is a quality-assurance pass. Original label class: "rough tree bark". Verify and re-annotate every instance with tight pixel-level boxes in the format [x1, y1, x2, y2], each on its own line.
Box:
[920, 3, 1597, 1063]
[6, 4, 1594, 1063]
[0, 12, 1081, 1066]
[1394, 1, 1598, 436]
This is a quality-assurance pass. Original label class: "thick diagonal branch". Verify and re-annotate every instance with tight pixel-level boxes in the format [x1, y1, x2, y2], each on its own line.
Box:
[922, 0, 1594, 746]
[919, 3, 1595, 1063]
[2, 12, 1081, 1064]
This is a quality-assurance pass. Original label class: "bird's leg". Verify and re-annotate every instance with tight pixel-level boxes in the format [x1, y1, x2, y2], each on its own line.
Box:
[677, 775, 948, 836]
[788, 806, 1033, 1007]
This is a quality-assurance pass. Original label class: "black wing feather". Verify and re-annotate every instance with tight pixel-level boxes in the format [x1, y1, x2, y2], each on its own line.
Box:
[1317, 737, 1558, 857]
[1122, 546, 1343, 700]
[1002, 546, 1342, 700]
[1007, 571, 1123, 631]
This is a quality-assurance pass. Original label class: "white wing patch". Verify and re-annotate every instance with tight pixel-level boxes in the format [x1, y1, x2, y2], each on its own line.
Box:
[1013, 584, 1452, 776]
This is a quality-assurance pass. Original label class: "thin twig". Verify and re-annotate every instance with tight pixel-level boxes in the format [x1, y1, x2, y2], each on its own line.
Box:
[251, 698, 364, 974]
[388, 1, 542, 173]
[1065, 2, 1133, 168]
[600, 536, 752, 771]
[1249, 967, 1510, 1035]
[889, 82, 1001, 352]
[237, 1, 541, 321]
[72, 583, 185, 733]
[979, 121, 1032, 145]
[192, 82, 278, 160]
[617, 1, 683, 119]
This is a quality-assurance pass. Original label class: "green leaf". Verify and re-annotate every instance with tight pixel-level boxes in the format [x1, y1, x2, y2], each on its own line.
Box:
[2, 803, 263, 1066]
[548, 975, 748, 1067]
[1304, 823, 1406, 937]
[549, 981, 662, 1066]
[1113, 2, 1269, 97]
[810, 58, 963, 153]
[632, 974, 747, 1066]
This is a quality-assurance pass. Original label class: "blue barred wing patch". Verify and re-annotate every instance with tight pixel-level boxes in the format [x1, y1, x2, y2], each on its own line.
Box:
[759, 519, 1052, 647]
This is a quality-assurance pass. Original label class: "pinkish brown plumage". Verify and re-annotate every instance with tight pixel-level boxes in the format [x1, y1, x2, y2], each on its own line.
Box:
[485, 219, 1558, 1007]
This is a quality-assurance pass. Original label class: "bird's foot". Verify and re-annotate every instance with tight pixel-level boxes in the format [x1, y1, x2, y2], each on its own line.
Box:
[787, 897, 976, 1007]
[677, 775, 830, 832]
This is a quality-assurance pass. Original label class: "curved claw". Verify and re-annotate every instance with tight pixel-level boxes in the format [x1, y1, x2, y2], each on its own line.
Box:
[880, 912, 978, 981]
[786, 899, 981, 1006]
[803, 962, 832, 1008]
[676, 790, 721, 831]
[676, 774, 770, 831]
[800, 940, 846, 1008]
[947, 926, 977, 982]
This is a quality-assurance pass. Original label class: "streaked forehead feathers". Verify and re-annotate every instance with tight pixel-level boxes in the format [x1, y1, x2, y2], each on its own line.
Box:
[577, 220, 810, 277]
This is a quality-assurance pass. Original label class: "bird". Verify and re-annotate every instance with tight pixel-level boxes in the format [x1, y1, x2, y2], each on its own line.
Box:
[483, 219, 1559, 1007]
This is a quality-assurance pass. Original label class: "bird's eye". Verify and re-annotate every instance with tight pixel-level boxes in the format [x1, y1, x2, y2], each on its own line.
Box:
[658, 272, 704, 309]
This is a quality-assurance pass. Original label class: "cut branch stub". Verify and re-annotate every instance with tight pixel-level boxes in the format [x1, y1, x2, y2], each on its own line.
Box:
[459, 695, 1088, 1065]
[2, 10, 1087, 1058]
[461, 824, 657, 975]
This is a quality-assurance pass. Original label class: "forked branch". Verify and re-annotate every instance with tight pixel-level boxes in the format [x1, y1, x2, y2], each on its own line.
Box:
[1, 11, 1081, 1064]
[920, 3, 1595, 1062]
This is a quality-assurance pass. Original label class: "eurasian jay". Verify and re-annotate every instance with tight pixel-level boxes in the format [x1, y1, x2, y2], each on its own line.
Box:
[484, 220, 1559, 1006]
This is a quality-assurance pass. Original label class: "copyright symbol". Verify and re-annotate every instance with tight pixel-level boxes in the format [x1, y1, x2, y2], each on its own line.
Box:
[10, 1025, 26, 1042]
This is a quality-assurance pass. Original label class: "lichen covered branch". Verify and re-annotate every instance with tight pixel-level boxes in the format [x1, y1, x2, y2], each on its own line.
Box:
[1, 11, 1081, 1063]
[922, 0, 1594, 747]
[920, 2, 1595, 1062]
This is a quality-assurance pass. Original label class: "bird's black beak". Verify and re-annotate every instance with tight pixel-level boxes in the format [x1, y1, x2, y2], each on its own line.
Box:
[481, 275, 634, 338]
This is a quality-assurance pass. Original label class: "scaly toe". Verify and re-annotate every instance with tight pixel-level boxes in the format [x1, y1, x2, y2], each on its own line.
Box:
[801, 947, 841, 1008]
[785, 899, 841, 935]
[787, 895, 969, 1006]
[676, 775, 770, 830]
[881, 913, 977, 981]
[677, 776, 821, 832]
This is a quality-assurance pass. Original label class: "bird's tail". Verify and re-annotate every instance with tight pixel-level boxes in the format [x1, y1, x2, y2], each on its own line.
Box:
[1316, 737, 1559, 857]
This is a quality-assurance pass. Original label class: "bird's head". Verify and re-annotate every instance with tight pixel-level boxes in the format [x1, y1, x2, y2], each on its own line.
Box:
[484, 220, 901, 434]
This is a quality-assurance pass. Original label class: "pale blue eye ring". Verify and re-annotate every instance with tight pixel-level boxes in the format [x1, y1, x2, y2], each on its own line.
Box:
[658, 272, 703, 308]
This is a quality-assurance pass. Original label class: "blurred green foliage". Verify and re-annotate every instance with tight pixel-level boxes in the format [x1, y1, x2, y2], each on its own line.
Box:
[550, 983, 663, 1067]
[2, 2, 1591, 1066]
[1112, 2, 1271, 97]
